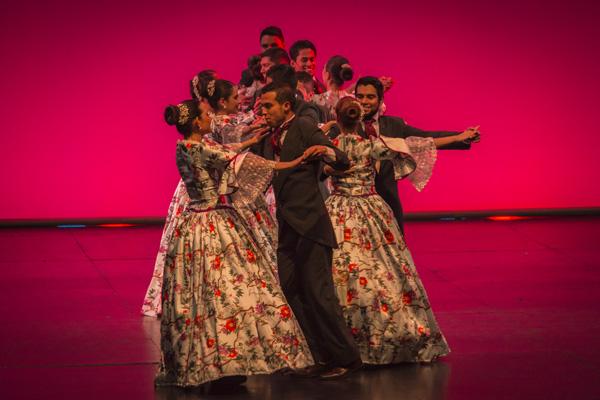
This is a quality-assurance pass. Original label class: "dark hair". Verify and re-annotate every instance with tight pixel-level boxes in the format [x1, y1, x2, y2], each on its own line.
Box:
[325, 55, 353, 87]
[289, 40, 316, 61]
[164, 99, 200, 136]
[267, 64, 297, 88]
[295, 71, 313, 84]
[190, 69, 218, 100]
[260, 82, 296, 109]
[200, 79, 235, 111]
[335, 96, 362, 131]
[260, 26, 284, 41]
[354, 76, 384, 100]
[261, 47, 290, 66]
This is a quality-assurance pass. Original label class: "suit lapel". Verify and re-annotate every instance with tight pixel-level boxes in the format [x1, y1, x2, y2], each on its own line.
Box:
[273, 119, 302, 197]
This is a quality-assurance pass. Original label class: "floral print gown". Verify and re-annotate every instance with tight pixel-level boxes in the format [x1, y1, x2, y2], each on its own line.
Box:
[326, 133, 450, 364]
[155, 137, 312, 387]
[141, 112, 278, 317]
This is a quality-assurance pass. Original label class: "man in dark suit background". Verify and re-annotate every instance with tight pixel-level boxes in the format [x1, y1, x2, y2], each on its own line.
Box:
[252, 83, 362, 379]
[328, 76, 480, 233]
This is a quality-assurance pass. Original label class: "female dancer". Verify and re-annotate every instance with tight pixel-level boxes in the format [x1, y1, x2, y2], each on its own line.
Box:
[312, 55, 354, 119]
[156, 99, 314, 387]
[325, 97, 477, 364]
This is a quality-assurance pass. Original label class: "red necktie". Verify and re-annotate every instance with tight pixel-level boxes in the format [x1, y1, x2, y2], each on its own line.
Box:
[271, 118, 294, 156]
[363, 118, 378, 138]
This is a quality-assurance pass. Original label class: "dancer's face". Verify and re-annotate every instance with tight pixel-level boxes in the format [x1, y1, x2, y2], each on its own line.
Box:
[291, 48, 316, 76]
[355, 84, 381, 119]
[260, 56, 275, 79]
[220, 86, 240, 114]
[195, 103, 212, 133]
[260, 91, 291, 127]
[260, 35, 284, 51]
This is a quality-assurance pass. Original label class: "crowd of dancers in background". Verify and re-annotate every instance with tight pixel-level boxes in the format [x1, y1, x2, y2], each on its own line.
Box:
[141, 25, 481, 388]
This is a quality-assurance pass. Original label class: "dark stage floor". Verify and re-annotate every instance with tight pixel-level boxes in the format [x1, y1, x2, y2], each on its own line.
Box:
[1, 217, 599, 399]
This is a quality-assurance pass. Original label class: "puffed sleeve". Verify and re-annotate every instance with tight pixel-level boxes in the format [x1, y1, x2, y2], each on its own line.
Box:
[370, 136, 437, 191]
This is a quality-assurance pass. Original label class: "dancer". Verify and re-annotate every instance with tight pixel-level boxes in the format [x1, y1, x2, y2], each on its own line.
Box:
[325, 97, 478, 363]
[203, 78, 278, 259]
[141, 70, 218, 317]
[289, 39, 326, 95]
[252, 83, 362, 379]
[329, 76, 479, 232]
[156, 99, 315, 387]
[312, 55, 354, 119]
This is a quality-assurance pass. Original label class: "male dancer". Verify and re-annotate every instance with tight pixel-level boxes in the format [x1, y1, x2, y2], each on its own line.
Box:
[328, 76, 480, 233]
[289, 40, 326, 94]
[252, 83, 362, 379]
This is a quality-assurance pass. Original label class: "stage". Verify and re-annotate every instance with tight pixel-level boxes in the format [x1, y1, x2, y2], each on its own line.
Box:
[1, 217, 599, 399]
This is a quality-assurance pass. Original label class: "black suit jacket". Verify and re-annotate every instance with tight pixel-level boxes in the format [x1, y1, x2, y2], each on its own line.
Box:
[252, 116, 350, 247]
[329, 115, 471, 231]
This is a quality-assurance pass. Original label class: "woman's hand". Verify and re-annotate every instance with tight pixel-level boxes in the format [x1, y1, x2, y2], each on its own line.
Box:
[457, 126, 481, 143]
[303, 145, 331, 161]
[320, 121, 338, 135]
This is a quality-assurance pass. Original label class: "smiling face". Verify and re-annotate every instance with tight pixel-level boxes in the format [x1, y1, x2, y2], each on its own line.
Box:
[355, 84, 381, 119]
[260, 91, 291, 128]
[291, 48, 316, 76]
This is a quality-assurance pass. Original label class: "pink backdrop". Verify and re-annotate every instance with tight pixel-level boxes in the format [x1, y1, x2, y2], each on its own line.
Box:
[1, 0, 599, 220]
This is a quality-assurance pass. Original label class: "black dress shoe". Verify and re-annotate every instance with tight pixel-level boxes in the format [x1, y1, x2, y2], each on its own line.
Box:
[319, 359, 363, 380]
[289, 363, 329, 378]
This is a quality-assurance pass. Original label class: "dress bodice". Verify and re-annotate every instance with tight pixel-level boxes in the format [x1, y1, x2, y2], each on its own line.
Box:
[176, 137, 238, 208]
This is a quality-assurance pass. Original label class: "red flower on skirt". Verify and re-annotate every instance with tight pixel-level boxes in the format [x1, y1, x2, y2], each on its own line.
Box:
[255, 211, 262, 223]
[384, 230, 394, 243]
[206, 338, 215, 348]
[214, 288, 221, 297]
[228, 349, 238, 358]
[347, 290, 355, 303]
[359, 277, 368, 287]
[351, 327, 360, 336]
[402, 292, 412, 305]
[246, 249, 256, 263]
[348, 263, 358, 272]
[185, 318, 191, 326]
[209, 223, 215, 233]
[212, 255, 221, 270]
[381, 303, 389, 312]
[280, 306, 291, 320]
[364, 241, 371, 250]
[225, 318, 237, 332]
[344, 228, 352, 241]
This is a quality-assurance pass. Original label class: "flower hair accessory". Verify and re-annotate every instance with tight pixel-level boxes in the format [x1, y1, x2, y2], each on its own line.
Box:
[207, 79, 216, 97]
[177, 103, 190, 125]
[192, 75, 201, 99]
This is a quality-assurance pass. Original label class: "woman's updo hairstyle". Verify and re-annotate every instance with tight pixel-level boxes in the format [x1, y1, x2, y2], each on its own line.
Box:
[190, 69, 217, 100]
[325, 55, 353, 87]
[164, 99, 200, 136]
[335, 96, 362, 131]
[199, 79, 235, 111]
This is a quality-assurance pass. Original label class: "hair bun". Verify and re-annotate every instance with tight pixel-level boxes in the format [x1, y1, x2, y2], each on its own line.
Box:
[339, 64, 354, 82]
[164, 105, 179, 125]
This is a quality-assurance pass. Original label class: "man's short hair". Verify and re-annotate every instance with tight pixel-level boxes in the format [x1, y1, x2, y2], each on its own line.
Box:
[261, 47, 290, 65]
[261, 82, 297, 109]
[260, 26, 284, 41]
[267, 64, 297, 88]
[289, 40, 317, 61]
[355, 76, 384, 100]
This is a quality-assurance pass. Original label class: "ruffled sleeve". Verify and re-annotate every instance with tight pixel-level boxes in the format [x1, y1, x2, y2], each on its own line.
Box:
[371, 136, 437, 192]
[229, 152, 277, 206]
[210, 112, 258, 145]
